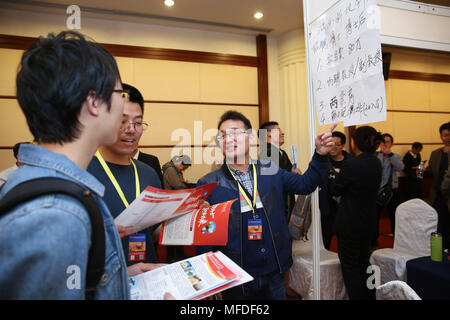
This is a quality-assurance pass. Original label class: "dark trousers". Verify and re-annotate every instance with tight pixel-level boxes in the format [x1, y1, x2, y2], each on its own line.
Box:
[321, 211, 336, 250]
[433, 194, 450, 250]
[404, 178, 422, 201]
[372, 189, 398, 246]
[337, 234, 375, 300]
[166, 246, 186, 263]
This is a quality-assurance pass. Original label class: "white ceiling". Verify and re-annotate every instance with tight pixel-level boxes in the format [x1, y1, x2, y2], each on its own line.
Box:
[0, 0, 304, 36]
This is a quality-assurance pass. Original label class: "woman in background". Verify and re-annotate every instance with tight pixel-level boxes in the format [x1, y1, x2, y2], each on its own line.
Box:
[330, 126, 382, 300]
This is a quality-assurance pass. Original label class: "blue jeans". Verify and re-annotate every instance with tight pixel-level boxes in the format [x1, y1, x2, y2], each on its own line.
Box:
[222, 271, 286, 300]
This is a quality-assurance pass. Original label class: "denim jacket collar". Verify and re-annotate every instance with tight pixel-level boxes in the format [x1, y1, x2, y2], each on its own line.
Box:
[18, 144, 105, 197]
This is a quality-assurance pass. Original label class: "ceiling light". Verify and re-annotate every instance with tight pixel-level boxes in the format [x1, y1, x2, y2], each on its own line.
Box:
[164, 0, 174, 7]
[254, 12, 263, 20]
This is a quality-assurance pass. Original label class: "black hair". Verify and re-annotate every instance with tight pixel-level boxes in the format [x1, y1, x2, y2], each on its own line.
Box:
[332, 131, 346, 145]
[381, 133, 394, 144]
[122, 83, 144, 114]
[217, 110, 252, 130]
[16, 31, 121, 144]
[412, 142, 423, 150]
[258, 121, 279, 138]
[439, 121, 450, 134]
[12, 142, 30, 159]
[259, 121, 279, 131]
[352, 126, 383, 153]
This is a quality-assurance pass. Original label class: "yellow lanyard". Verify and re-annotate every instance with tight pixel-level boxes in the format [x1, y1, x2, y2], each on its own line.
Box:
[95, 150, 140, 208]
[227, 163, 257, 214]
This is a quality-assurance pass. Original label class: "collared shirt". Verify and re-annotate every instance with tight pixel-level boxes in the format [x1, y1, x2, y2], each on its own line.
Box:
[408, 150, 418, 159]
[228, 163, 254, 196]
[0, 144, 130, 299]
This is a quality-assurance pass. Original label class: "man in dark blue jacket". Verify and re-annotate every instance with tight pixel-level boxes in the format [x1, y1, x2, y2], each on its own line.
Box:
[196, 110, 335, 300]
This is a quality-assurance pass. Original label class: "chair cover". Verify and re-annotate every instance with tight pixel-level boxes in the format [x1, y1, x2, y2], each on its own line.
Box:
[376, 280, 421, 300]
[288, 204, 348, 300]
[369, 199, 438, 284]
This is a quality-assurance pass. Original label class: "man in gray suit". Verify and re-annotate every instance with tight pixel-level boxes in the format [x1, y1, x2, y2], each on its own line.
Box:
[426, 121, 450, 250]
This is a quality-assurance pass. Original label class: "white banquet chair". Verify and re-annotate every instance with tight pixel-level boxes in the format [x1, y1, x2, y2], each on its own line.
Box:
[369, 199, 438, 285]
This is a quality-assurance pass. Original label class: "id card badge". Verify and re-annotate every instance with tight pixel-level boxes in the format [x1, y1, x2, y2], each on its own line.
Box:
[129, 233, 146, 262]
[248, 218, 262, 240]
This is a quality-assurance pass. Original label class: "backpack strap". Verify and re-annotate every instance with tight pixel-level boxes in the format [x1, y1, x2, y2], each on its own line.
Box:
[0, 177, 105, 299]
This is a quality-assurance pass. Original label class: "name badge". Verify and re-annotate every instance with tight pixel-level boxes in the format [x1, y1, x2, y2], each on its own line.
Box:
[248, 218, 262, 240]
[129, 233, 146, 262]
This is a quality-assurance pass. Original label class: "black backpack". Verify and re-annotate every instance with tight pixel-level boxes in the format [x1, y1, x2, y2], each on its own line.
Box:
[0, 177, 105, 299]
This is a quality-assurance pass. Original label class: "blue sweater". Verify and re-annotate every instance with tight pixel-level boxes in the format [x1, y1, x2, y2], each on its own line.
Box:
[196, 153, 328, 277]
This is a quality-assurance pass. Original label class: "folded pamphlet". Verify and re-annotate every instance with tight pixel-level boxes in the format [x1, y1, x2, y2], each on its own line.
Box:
[159, 199, 236, 246]
[129, 251, 253, 300]
[114, 182, 218, 233]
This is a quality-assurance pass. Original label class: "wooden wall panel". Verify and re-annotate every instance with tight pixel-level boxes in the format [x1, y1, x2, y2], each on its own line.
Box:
[199, 64, 258, 104]
[134, 58, 201, 102]
[0, 49, 23, 96]
[391, 79, 430, 110]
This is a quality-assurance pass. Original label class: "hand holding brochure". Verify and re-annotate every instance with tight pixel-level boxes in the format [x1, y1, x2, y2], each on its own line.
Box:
[159, 199, 236, 246]
[129, 251, 253, 300]
[114, 182, 218, 233]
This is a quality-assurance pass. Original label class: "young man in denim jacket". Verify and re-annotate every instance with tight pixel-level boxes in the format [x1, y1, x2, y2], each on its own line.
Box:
[0, 31, 149, 299]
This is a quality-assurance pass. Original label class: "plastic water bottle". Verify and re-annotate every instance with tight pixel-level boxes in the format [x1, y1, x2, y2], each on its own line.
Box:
[417, 161, 424, 179]
[431, 232, 443, 262]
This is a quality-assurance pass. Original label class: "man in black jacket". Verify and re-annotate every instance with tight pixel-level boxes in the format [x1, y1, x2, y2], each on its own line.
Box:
[133, 149, 163, 185]
[259, 121, 301, 222]
[402, 142, 423, 200]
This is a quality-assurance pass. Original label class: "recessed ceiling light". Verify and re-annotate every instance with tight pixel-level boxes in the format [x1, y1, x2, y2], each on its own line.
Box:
[164, 0, 175, 7]
[254, 12, 264, 20]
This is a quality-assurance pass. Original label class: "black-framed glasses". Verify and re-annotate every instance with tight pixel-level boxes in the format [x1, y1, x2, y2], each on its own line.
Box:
[112, 89, 130, 102]
[120, 121, 149, 132]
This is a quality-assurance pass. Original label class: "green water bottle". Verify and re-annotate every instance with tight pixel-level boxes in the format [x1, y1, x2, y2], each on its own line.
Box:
[430, 232, 443, 262]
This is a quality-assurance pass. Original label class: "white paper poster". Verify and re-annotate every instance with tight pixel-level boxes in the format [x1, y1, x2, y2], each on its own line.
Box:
[309, 0, 386, 126]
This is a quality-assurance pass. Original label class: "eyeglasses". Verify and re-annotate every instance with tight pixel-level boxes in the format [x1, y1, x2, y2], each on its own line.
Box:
[112, 89, 130, 102]
[120, 120, 149, 132]
[216, 129, 249, 141]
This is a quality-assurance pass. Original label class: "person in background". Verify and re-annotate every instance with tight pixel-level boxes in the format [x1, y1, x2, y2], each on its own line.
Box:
[321, 131, 352, 250]
[161, 154, 195, 262]
[372, 133, 404, 248]
[133, 149, 163, 185]
[162, 155, 195, 190]
[402, 142, 424, 201]
[441, 158, 450, 213]
[330, 126, 383, 300]
[426, 121, 450, 251]
[258, 121, 302, 223]
[88, 83, 162, 266]
[0, 142, 31, 188]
